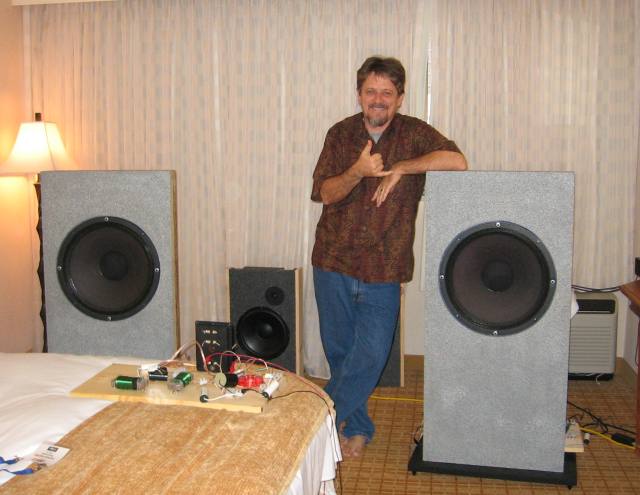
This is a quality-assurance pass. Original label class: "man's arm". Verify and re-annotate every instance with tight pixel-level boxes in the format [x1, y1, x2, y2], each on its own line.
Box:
[319, 140, 392, 205]
[392, 150, 467, 175]
[372, 150, 467, 207]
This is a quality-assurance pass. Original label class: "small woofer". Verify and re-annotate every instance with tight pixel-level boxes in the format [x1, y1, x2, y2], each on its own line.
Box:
[56, 216, 160, 321]
[439, 221, 556, 336]
[235, 307, 290, 360]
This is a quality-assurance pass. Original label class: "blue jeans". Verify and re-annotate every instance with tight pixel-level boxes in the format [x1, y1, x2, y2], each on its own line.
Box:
[313, 267, 400, 442]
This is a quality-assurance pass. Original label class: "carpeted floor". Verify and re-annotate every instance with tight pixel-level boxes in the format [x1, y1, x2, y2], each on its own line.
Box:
[329, 356, 639, 495]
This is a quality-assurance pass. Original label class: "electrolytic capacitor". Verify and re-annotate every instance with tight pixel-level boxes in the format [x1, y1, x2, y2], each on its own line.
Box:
[213, 373, 239, 388]
[262, 378, 280, 399]
[112, 375, 146, 391]
[168, 371, 193, 391]
[200, 384, 209, 403]
[148, 367, 168, 381]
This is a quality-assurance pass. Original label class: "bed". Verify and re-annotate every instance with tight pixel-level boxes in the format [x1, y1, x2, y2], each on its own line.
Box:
[0, 353, 341, 494]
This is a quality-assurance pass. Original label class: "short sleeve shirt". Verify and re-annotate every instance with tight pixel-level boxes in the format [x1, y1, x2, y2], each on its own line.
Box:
[311, 112, 461, 283]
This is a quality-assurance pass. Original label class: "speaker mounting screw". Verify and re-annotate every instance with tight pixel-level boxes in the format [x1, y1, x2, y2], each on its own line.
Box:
[439, 274, 444, 280]
[56, 265, 62, 271]
[104, 216, 110, 222]
[106, 316, 112, 321]
[154, 267, 160, 273]
[492, 330, 499, 336]
[550, 279, 556, 285]
[495, 222, 501, 228]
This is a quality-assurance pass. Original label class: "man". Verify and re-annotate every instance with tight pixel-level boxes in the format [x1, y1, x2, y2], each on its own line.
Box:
[311, 56, 467, 458]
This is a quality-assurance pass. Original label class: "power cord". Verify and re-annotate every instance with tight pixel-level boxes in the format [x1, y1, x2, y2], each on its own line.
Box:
[567, 400, 636, 449]
[571, 284, 620, 293]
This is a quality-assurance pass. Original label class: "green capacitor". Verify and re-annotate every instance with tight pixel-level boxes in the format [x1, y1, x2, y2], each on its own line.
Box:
[112, 375, 145, 390]
[174, 371, 192, 386]
[168, 371, 193, 391]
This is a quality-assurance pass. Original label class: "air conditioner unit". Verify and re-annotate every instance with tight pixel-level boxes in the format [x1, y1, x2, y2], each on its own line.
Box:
[569, 292, 617, 379]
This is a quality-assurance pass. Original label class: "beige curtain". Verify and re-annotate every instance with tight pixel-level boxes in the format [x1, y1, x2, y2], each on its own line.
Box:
[25, 0, 419, 377]
[22, 0, 639, 374]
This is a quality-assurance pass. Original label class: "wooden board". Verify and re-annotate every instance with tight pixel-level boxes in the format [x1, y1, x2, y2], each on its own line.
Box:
[619, 280, 640, 458]
[70, 363, 267, 413]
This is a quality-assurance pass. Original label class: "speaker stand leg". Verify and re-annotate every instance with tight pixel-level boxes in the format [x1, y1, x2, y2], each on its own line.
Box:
[408, 438, 577, 488]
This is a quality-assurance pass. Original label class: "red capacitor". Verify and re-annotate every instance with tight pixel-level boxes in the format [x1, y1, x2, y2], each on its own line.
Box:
[237, 375, 264, 388]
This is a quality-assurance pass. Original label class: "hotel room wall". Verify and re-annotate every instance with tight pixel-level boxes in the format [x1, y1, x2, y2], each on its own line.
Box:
[0, 0, 41, 353]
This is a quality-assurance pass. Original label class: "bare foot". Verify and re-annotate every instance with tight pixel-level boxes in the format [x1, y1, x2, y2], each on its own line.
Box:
[343, 435, 367, 458]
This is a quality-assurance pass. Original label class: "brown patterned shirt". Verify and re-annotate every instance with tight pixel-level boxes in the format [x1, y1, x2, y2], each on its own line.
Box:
[311, 113, 461, 283]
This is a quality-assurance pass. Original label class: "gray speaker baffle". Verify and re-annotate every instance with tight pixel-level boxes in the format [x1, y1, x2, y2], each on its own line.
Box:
[56, 216, 161, 321]
[438, 221, 556, 336]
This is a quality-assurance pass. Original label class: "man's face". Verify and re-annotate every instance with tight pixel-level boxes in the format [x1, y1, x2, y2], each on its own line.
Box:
[358, 73, 404, 132]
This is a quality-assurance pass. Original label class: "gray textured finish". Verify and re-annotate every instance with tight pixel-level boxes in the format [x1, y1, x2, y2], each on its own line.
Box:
[423, 171, 574, 472]
[40, 170, 179, 359]
[229, 267, 301, 374]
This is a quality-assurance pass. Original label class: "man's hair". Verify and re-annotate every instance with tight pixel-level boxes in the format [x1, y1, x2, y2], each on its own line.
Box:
[357, 56, 406, 95]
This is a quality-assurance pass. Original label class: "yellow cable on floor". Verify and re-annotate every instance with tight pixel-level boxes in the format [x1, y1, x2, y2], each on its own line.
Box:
[370, 395, 423, 403]
[580, 427, 636, 450]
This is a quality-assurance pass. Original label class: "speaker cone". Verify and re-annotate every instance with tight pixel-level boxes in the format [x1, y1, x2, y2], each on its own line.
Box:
[439, 221, 556, 336]
[56, 216, 161, 321]
[235, 306, 290, 360]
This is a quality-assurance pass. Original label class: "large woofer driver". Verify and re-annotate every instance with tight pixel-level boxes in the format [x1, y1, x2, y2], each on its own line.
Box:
[235, 307, 290, 360]
[439, 221, 556, 336]
[56, 216, 161, 321]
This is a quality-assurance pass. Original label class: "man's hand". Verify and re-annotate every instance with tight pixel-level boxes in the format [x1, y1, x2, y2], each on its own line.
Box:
[371, 150, 467, 207]
[351, 140, 392, 179]
[319, 140, 392, 205]
[372, 171, 402, 207]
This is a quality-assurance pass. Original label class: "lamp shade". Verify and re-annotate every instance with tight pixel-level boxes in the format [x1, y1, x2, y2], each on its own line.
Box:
[1, 117, 74, 175]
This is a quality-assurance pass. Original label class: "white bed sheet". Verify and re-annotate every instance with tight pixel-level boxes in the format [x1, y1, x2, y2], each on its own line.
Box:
[0, 353, 341, 494]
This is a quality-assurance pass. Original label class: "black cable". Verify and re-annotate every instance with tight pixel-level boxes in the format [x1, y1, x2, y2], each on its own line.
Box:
[567, 400, 636, 436]
[571, 284, 620, 293]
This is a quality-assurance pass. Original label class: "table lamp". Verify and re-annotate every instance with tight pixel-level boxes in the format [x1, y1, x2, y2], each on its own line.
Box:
[1, 112, 74, 351]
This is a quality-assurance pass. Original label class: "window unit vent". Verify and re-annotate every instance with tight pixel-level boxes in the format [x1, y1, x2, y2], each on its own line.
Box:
[569, 292, 617, 378]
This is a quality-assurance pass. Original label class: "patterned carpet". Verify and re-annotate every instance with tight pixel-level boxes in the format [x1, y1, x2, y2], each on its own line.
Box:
[331, 356, 639, 495]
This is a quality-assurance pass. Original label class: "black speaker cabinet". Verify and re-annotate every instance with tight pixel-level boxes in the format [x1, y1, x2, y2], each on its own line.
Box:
[228, 267, 302, 374]
[376, 296, 404, 387]
[40, 171, 179, 359]
[414, 171, 575, 482]
[195, 320, 234, 372]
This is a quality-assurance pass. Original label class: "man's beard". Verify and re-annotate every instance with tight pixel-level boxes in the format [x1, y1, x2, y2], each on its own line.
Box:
[365, 104, 390, 128]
